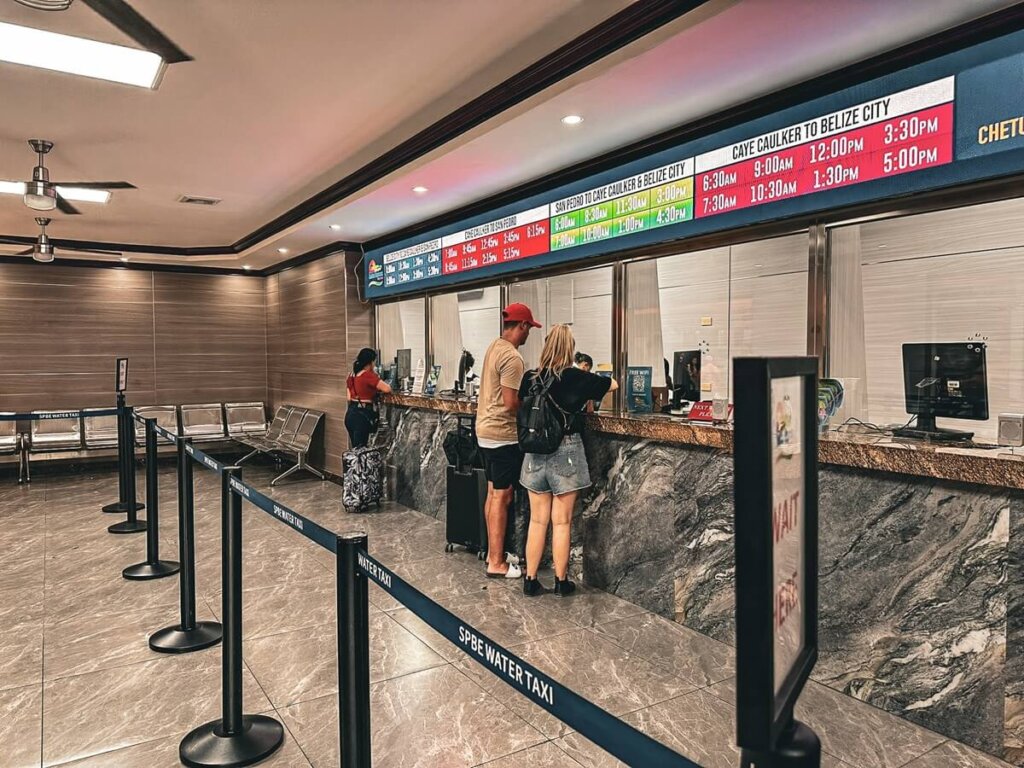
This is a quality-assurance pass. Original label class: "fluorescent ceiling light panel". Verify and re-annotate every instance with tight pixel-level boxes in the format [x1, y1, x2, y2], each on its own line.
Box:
[0, 180, 111, 204]
[0, 21, 166, 89]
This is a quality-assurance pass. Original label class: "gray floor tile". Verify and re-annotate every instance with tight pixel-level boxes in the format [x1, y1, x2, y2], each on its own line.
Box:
[41, 653, 271, 766]
[280, 666, 545, 768]
[902, 741, 1017, 767]
[592, 613, 734, 688]
[43, 602, 218, 681]
[0, 621, 43, 691]
[243, 611, 445, 708]
[474, 741, 585, 767]
[0, 684, 42, 768]
[49, 731, 311, 767]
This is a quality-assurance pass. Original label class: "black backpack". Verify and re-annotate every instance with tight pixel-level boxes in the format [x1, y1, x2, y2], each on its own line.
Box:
[517, 370, 569, 455]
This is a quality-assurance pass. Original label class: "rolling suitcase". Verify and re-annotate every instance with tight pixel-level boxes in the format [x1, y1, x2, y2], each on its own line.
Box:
[443, 414, 518, 562]
[444, 414, 487, 557]
[343, 446, 383, 512]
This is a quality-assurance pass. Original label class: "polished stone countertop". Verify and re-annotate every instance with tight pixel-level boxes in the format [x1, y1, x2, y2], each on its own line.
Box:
[382, 392, 1024, 490]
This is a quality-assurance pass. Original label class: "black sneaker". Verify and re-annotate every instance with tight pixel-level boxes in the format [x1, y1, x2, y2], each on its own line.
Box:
[553, 577, 576, 597]
[523, 577, 546, 597]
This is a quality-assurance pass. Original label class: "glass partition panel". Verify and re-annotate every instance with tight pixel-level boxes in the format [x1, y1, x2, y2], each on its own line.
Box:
[828, 197, 1024, 440]
[430, 286, 501, 392]
[376, 297, 425, 381]
[626, 232, 808, 409]
[508, 267, 613, 371]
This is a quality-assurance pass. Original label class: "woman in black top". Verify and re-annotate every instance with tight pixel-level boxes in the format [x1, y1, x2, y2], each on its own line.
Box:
[518, 324, 617, 597]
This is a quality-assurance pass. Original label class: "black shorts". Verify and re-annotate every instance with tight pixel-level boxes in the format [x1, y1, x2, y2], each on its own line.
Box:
[479, 444, 523, 490]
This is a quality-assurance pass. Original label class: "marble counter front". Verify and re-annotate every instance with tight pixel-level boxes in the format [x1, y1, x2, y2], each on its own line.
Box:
[378, 393, 1024, 763]
[382, 392, 1024, 490]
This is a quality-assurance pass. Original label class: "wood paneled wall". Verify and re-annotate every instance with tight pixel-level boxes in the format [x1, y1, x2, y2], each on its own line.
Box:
[266, 251, 370, 472]
[0, 263, 267, 414]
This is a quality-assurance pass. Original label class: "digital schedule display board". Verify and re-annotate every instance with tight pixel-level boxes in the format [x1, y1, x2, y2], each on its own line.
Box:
[366, 28, 1024, 299]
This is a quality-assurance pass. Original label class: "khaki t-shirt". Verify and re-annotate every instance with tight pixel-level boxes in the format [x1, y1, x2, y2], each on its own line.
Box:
[475, 337, 525, 443]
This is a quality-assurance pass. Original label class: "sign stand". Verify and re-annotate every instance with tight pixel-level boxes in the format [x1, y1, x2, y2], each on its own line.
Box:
[733, 357, 821, 768]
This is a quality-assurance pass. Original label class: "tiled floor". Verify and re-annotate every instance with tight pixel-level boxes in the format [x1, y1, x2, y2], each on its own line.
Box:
[0, 463, 1014, 767]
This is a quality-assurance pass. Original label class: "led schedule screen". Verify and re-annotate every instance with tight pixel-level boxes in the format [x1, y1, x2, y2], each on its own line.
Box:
[366, 31, 1024, 298]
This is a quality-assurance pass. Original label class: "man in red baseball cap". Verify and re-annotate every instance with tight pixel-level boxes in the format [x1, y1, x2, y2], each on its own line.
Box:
[501, 302, 542, 329]
[474, 303, 541, 578]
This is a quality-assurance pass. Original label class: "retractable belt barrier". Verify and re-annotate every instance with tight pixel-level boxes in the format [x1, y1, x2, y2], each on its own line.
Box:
[354, 550, 701, 768]
[0, 408, 118, 421]
[227, 475, 338, 553]
[122, 417, 180, 581]
[184, 441, 225, 474]
[170, 461, 704, 768]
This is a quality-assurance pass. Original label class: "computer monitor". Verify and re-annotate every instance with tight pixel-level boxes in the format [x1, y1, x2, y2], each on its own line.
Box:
[894, 342, 988, 442]
[672, 350, 701, 407]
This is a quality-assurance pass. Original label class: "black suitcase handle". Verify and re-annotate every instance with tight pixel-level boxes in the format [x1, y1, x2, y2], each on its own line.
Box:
[454, 413, 477, 473]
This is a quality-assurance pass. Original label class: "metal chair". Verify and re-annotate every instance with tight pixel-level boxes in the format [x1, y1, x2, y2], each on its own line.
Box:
[29, 411, 82, 452]
[82, 407, 119, 448]
[237, 405, 289, 464]
[180, 403, 227, 442]
[134, 406, 179, 446]
[225, 402, 268, 437]
[271, 408, 325, 485]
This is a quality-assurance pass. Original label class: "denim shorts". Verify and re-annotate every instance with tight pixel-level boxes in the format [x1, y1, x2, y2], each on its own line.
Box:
[520, 434, 591, 496]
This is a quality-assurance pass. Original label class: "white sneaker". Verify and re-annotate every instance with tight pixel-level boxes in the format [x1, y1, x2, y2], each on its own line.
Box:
[504, 563, 522, 579]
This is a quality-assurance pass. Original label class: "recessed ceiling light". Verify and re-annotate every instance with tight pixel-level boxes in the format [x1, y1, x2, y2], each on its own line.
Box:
[0, 21, 166, 89]
[412, 186, 429, 194]
[878, 244, 887, 248]
[561, 115, 584, 126]
[120, 256, 129, 263]
[329, 224, 341, 231]
[0, 180, 110, 204]
[277, 248, 289, 254]
[243, 265, 251, 271]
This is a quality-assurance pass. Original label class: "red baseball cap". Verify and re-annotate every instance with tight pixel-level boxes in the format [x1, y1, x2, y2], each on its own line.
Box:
[502, 303, 541, 328]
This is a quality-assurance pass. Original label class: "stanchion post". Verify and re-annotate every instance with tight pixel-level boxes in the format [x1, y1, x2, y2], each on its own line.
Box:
[124, 418, 180, 579]
[179, 466, 283, 767]
[109, 405, 147, 534]
[103, 392, 144, 514]
[338, 532, 371, 768]
[150, 436, 222, 653]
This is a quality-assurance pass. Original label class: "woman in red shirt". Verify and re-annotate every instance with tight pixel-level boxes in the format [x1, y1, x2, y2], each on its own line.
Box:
[345, 348, 392, 448]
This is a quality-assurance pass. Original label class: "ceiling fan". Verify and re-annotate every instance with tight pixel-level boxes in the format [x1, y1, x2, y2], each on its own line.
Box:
[0, 217, 121, 262]
[19, 138, 135, 215]
[12, 0, 192, 63]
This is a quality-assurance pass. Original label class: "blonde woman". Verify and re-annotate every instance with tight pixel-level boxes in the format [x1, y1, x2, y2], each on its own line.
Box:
[518, 324, 617, 597]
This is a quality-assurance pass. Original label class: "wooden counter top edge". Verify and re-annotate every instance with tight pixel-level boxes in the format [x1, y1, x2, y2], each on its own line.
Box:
[381, 393, 1024, 491]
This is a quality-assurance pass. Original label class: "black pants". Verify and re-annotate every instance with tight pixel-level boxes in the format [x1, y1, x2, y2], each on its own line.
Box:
[345, 403, 375, 449]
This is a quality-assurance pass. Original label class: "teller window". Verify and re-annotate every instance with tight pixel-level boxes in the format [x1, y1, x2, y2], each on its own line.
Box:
[376, 298, 426, 380]
[429, 287, 501, 393]
[507, 266, 613, 373]
[625, 232, 808, 411]
[827, 196, 1024, 441]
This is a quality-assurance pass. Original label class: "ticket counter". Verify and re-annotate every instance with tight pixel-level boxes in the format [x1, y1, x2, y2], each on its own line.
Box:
[378, 392, 1023, 762]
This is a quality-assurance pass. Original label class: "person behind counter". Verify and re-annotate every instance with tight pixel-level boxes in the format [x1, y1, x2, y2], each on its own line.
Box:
[519, 324, 617, 597]
[345, 348, 391, 449]
[476, 303, 541, 579]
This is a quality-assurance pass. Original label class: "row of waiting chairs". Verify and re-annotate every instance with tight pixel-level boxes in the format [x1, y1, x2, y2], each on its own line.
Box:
[237, 404, 325, 485]
[0, 403, 269, 454]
